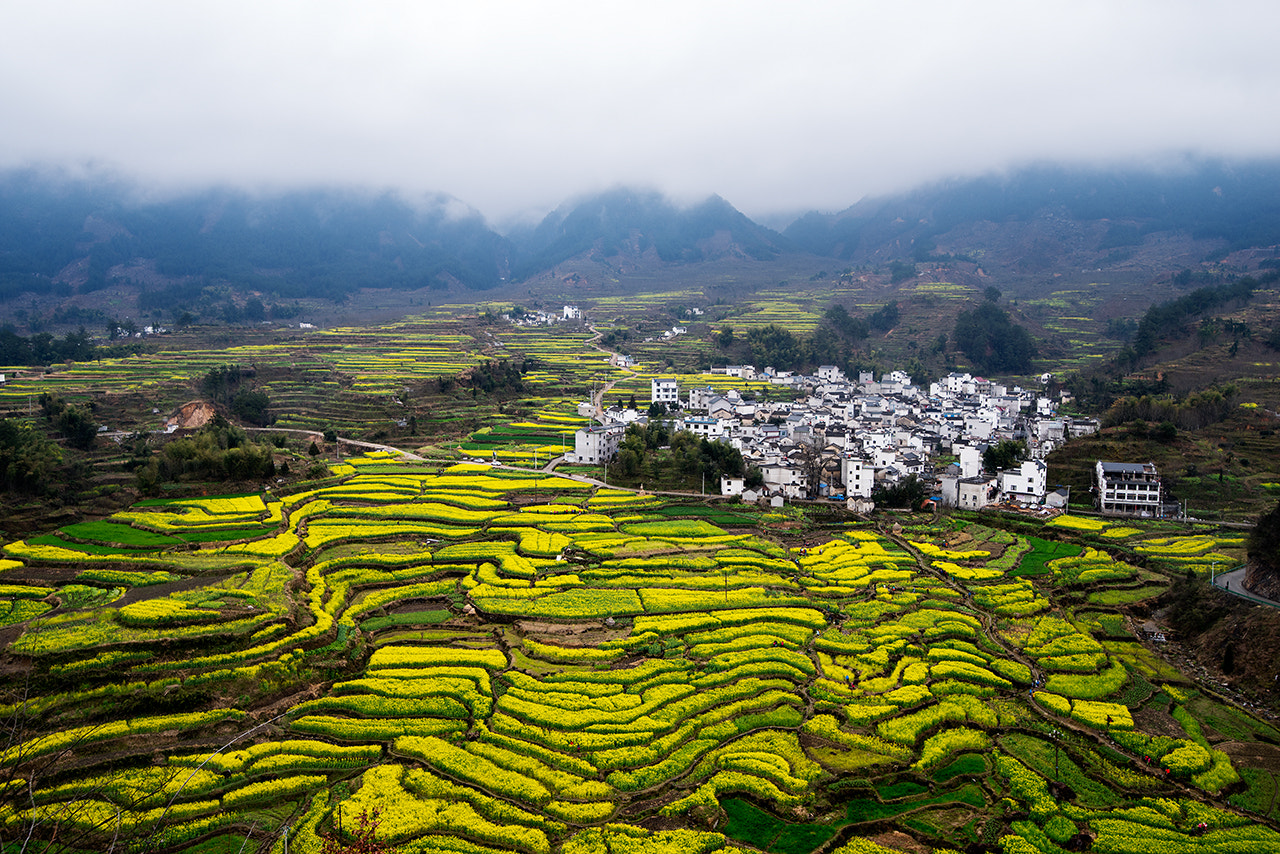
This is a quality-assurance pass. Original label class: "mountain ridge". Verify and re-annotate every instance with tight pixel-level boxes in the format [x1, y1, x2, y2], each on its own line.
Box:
[3, 159, 1280, 326]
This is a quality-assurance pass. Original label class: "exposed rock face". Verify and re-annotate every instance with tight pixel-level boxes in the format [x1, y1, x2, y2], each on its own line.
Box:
[164, 400, 217, 431]
[1244, 562, 1280, 602]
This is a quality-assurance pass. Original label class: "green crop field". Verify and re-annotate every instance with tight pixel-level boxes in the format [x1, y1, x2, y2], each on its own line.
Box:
[1, 455, 1278, 854]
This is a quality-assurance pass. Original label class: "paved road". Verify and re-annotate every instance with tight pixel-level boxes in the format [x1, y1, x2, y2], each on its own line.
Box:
[1213, 566, 1280, 609]
[585, 325, 638, 420]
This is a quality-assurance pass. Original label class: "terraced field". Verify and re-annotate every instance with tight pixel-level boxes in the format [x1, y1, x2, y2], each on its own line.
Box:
[1, 457, 1278, 853]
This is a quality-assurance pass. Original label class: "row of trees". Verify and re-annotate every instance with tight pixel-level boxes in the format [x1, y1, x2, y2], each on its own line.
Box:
[714, 301, 902, 376]
[0, 418, 62, 493]
[1124, 275, 1273, 365]
[0, 327, 98, 365]
[201, 365, 274, 426]
[1101, 385, 1238, 431]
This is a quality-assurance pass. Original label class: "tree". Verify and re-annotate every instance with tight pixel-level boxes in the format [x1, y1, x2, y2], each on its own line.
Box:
[888, 262, 915, 284]
[201, 364, 245, 405]
[56, 405, 98, 450]
[0, 419, 62, 493]
[823, 305, 869, 341]
[983, 439, 1028, 473]
[984, 286, 1002, 303]
[746, 324, 802, 370]
[717, 326, 734, 348]
[1151, 421, 1178, 443]
[309, 441, 321, 457]
[40, 391, 98, 450]
[953, 302, 1036, 374]
[791, 441, 826, 499]
[322, 808, 393, 854]
[231, 388, 271, 427]
[872, 474, 928, 509]
[868, 301, 900, 331]
[1249, 499, 1280, 575]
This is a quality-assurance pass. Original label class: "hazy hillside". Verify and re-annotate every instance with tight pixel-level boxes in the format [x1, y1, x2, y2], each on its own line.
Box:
[507, 188, 788, 280]
[785, 160, 1280, 287]
[4, 160, 1280, 329]
[0, 172, 513, 305]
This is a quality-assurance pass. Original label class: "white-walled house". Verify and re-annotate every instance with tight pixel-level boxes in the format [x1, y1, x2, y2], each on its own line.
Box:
[999, 459, 1048, 504]
[956, 445, 983, 479]
[687, 386, 717, 411]
[571, 424, 625, 465]
[841, 456, 873, 498]
[957, 476, 999, 511]
[720, 476, 745, 496]
[761, 462, 805, 498]
[651, 377, 680, 405]
[682, 416, 728, 439]
[1095, 461, 1162, 517]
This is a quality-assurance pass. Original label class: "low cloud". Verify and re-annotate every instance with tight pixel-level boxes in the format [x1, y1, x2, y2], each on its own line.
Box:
[2, 1, 1278, 223]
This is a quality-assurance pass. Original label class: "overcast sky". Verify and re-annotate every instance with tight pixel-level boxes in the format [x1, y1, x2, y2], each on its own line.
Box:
[3, 1, 1279, 226]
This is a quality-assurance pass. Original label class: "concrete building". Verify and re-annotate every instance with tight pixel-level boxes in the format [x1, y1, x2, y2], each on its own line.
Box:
[572, 424, 625, 465]
[651, 377, 680, 406]
[957, 476, 999, 511]
[1000, 459, 1048, 504]
[841, 455, 873, 498]
[1095, 461, 1162, 517]
[681, 416, 727, 439]
[720, 476, 745, 496]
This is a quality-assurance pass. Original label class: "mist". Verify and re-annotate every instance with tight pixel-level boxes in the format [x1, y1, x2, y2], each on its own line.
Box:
[3, 1, 1278, 224]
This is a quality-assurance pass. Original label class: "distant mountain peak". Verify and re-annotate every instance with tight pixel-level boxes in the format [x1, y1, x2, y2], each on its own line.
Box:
[507, 187, 787, 280]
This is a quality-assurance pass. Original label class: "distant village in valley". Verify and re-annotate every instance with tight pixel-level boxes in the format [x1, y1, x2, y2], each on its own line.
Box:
[568, 358, 1170, 519]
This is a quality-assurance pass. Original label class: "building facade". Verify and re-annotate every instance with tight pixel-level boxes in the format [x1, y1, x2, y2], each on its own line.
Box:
[572, 424, 625, 465]
[1095, 461, 1162, 517]
[651, 377, 680, 405]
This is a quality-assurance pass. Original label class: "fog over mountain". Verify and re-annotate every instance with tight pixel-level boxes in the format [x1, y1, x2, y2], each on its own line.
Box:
[4, 158, 1280, 317]
[3, 3, 1280, 225]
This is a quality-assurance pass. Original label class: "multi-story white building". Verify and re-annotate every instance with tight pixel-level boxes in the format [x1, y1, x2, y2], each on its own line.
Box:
[571, 424, 625, 465]
[720, 476, 745, 496]
[687, 386, 718, 411]
[651, 377, 680, 406]
[841, 455, 873, 498]
[761, 462, 805, 498]
[1095, 461, 1162, 517]
[999, 459, 1048, 504]
[957, 476, 999, 511]
[681, 416, 727, 439]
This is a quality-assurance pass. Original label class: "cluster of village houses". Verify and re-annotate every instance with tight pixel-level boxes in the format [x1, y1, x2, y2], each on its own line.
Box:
[569, 364, 1168, 517]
